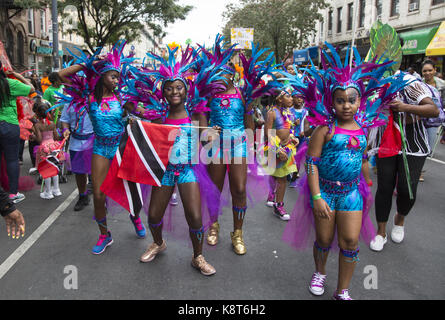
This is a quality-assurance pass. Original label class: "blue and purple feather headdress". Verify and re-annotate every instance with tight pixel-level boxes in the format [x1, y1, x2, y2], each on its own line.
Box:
[281, 42, 413, 130]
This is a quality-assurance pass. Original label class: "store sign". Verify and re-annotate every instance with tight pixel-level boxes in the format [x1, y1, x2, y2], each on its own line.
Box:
[30, 39, 37, 53]
[36, 46, 63, 56]
[40, 40, 51, 47]
[231, 28, 254, 50]
[402, 39, 418, 50]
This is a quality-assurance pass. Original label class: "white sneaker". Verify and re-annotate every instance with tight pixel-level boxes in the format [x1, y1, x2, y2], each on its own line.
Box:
[170, 192, 178, 206]
[391, 225, 405, 243]
[40, 192, 54, 200]
[29, 167, 38, 175]
[308, 272, 327, 296]
[52, 188, 62, 197]
[370, 234, 387, 252]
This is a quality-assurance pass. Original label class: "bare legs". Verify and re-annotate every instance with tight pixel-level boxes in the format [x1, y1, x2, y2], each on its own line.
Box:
[313, 210, 362, 294]
[147, 182, 204, 258]
[91, 154, 141, 235]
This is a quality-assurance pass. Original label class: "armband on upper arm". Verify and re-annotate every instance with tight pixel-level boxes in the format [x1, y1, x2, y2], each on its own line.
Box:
[305, 155, 321, 175]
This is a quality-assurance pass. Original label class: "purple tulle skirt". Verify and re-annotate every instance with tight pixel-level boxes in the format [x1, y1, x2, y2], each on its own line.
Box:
[105, 162, 223, 243]
[282, 171, 376, 252]
[69, 136, 94, 174]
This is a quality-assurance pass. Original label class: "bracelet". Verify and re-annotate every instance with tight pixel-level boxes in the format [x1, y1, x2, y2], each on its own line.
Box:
[312, 193, 322, 201]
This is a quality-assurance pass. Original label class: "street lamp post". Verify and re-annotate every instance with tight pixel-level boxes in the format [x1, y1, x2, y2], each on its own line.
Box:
[51, 0, 60, 70]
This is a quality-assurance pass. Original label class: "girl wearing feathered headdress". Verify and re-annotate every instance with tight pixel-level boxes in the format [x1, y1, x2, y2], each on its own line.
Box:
[281, 43, 413, 300]
[57, 40, 151, 255]
[202, 35, 281, 255]
[263, 85, 301, 221]
[124, 44, 226, 276]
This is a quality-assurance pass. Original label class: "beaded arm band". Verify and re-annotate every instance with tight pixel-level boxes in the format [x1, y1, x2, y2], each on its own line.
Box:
[306, 156, 321, 175]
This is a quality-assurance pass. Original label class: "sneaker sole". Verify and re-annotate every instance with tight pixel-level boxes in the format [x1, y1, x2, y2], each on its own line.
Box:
[273, 212, 290, 221]
[308, 285, 324, 296]
[266, 201, 275, 207]
[92, 239, 114, 255]
[191, 262, 216, 276]
[12, 197, 26, 204]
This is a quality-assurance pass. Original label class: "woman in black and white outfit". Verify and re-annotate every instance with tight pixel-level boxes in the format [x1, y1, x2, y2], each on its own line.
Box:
[368, 72, 439, 251]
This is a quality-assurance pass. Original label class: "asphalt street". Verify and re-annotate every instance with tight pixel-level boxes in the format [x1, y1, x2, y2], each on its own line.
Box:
[0, 141, 444, 301]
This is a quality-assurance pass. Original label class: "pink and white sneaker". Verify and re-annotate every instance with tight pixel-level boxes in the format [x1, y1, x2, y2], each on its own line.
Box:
[333, 289, 353, 300]
[308, 272, 327, 296]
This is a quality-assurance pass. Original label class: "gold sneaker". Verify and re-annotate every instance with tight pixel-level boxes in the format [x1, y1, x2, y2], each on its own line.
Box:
[230, 229, 246, 255]
[140, 240, 166, 262]
[206, 222, 220, 246]
[191, 255, 216, 276]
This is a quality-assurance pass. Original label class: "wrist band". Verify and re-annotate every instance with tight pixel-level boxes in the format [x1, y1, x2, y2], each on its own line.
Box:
[312, 193, 322, 201]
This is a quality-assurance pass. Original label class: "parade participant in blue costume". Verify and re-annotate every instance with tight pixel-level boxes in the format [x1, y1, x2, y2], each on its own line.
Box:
[56, 40, 151, 254]
[123, 44, 226, 275]
[281, 43, 412, 300]
[202, 35, 281, 255]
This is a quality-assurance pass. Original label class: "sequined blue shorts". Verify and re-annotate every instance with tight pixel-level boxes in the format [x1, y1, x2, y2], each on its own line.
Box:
[161, 164, 198, 187]
[206, 133, 247, 161]
[311, 177, 363, 212]
[93, 134, 123, 160]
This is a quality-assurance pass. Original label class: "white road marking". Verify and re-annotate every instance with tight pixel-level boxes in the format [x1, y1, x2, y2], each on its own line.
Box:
[0, 189, 78, 280]
[427, 157, 445, 165]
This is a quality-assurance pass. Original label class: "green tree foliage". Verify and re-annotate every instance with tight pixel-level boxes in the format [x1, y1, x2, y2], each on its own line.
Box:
[223, 0, 329, 62]
[11, 0, 50, 8]
[58, 0, 192, 52]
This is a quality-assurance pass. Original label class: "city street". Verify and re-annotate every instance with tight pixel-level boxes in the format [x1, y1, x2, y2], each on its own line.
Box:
[0, 141, 444, 301]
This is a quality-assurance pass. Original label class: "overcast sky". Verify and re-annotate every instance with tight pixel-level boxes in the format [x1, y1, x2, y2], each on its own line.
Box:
[163, 0, 236, 47]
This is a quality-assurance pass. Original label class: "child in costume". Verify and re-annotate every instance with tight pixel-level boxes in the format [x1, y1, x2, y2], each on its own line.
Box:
[202, 35, 280, 254]
[281, 43, 412, 300]
[56, 40, 151, 254]
[288, 91, 309, 187]
[60, 96, 94, 211]
[33, 97, 64, 200]
[123, 44, 225, 275]
[264, 86, 299, 220]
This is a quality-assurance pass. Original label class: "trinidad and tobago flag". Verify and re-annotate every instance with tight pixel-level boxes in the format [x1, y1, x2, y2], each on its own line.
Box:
[37, 138, 67, 179]
[100, 120, 178, 216]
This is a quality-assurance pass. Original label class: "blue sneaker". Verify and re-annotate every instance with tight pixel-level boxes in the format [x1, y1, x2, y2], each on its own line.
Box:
[130, 215, 146, 238]
[92, 232, 113, 255]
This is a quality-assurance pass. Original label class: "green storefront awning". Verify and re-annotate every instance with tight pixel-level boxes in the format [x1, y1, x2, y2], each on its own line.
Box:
[400, 26, 439, 55]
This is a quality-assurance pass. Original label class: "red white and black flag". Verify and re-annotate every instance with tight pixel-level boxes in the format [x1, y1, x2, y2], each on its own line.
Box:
[101, 120, 178, 216]
[37, 138, 67, 179]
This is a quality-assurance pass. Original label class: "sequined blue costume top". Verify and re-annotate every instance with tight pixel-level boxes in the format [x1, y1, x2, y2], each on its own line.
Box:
[315, 125, 367, 212]
[89, 95, 125, 160]
[208, 87, 247, 159]
[161, 115, 199, 187]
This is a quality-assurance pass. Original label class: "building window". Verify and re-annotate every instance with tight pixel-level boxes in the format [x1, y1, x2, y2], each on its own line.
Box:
[359, 0, 366, 27]
[40, 10, 46, 35]
[391, 0, 400, 16]
[328, 10, 333, 34]
[376, 0, 383, 18]
[432, 0, 444, 5]
[17, 31, 24, 66]
[5, 28, 14, 64]
[347, 3, 353, 31]
[28, 9, 34, 35]
[337, 7, 343, 33]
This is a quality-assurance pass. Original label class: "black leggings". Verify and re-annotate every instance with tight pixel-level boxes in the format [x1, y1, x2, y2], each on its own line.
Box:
[375, 154, 426, 223]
